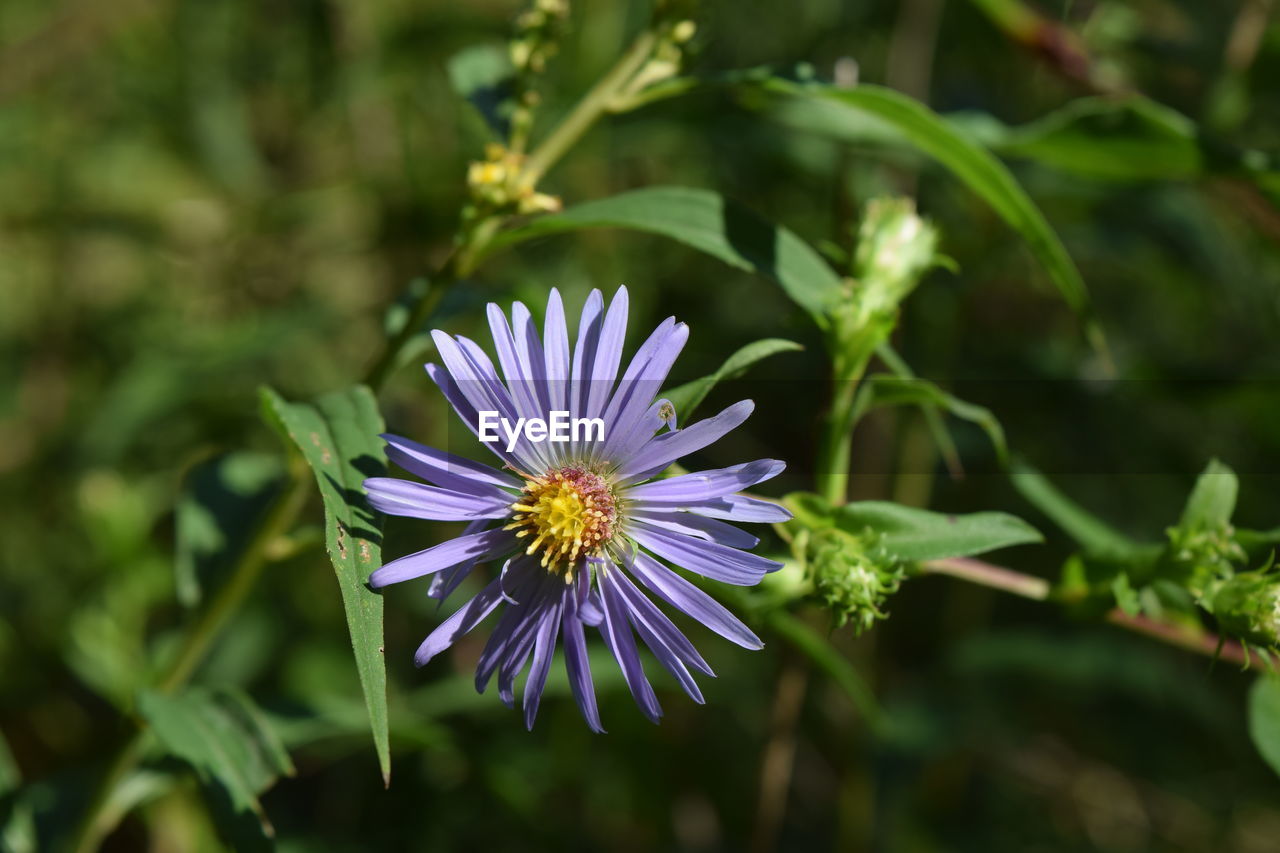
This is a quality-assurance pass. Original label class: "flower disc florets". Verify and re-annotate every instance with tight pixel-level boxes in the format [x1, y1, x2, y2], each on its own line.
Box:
[507, 466, 617, 579]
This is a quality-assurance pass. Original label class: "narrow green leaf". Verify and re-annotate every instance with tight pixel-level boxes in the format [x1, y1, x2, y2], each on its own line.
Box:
[953, 95, 1203, 181]
[259, 385, 390, 784]
[860, 373, 1008, 466]
[1249, 676, 1280, 779]
[1010, 462, 1150, 560]
[758, 79, 1102, 353]
[1179, 458, 1238, 530]
[664, 338, 802, 421]
[486, 186, 845, 326]
[175, 452, 284, 607]
[832, 500, 1042, 562]
[137, 687, 295, 837]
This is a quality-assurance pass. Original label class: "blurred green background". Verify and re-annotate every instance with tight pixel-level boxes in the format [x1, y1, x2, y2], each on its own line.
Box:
[3, 0, 1280, 850]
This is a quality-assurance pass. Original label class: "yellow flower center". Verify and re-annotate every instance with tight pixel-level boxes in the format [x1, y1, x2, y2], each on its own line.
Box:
[506, 467, 616, 579]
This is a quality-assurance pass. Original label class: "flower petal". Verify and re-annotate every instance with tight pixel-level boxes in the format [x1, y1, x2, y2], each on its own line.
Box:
[522, 590, 564, 730]
[631, 522, 780, 585]
[364, 477, 512, 521]
[413, 573, 507, 666]
[599, 565, 662, 723]
[544, 288, 570, 414]
[600, 320, 688, 460]
[608, 567, 713, 677]
[684, 494, 793, 523]
[626, 551, 763, 649]
[381, 433, 520, 494]
[585, 286, 629, 421]
[562, 581, 605, 732]
[614, 400, 754, 482]
[427, 519, 491, 600]
[627, 508, 760, 549]
[602, 569, 705, 704]
[369, 527, 515, 588]
[627, 459, 785, 505]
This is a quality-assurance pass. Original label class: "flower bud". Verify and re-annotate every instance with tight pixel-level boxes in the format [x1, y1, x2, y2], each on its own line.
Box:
[804, 527, 905, 634]
[851, 198, 940, 320]
[1211, 570, 1280, 648]
[1164, 521, 1246, 602]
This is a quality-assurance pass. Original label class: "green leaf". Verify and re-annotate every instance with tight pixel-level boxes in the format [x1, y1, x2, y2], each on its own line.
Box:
[259, 385, 390, 784]
[1249, 676, 1280, 780]
[137, 687, 295, 837]
[487, 186, 845, 327]
[952, 96, 1203, 182]
[757, 79, 1102, 353]
[832, 501, 1042, 562]
[175, 452, 284, 607]
[1179, 458, 1238, 530]
[664, 338, 802, 421]
[1010, 462, 1150, 560]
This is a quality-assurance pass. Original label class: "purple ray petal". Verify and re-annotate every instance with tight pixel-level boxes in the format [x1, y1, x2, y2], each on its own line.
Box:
[607, 567, 713, 677]
[626, 551, 763, 650]
[585, 286, 629, 421]
[381, 433, 520, 494]
[543, 288, 570, 415]
[370, 527, 515, 588]
[511, 301, 551, 415]
[615, 400, 755, 482]
[562, 580, 605, 732]
[523, 588, 565, 729]
[475, 565, 542, 693]
[684, 494, 793, 523]
[630, 522, 781, 586]
[627, 508, 760, 549]
[414, 572, 508, 665]
[602, 570, 704, 703]
[600, 320, 688, 460]
[599, 565, 662, 723]
[487, 303, 552, 438]
[427, 520, 491, 600]
[627, 459, 786, 505]
[363, 477, 512, 521]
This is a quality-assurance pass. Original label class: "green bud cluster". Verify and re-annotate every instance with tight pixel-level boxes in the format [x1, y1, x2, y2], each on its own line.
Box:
[1211, 568, 1280, 648]
[1163, 521, 1246, 603]
[829, 199, 941, 379]
[803, 527, 906, 634]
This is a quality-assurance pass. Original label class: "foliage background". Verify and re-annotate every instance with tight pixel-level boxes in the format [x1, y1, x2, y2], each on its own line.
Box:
[3, 0, 1280, 850]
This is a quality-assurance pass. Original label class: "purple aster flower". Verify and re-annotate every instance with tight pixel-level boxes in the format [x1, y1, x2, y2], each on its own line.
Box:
[365, 286, 790, 731]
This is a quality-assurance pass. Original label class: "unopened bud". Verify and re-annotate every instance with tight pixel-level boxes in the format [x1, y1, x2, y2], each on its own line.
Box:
[804, 527, 905, 634]
[1212, 570, 1280, 648]
[852, 198, 940, 317]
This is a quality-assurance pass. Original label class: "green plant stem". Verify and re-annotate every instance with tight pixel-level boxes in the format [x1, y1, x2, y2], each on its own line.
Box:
[815, 351, 873, 506]
[918, 556, 1263, 667]
[519, 29, 657, 189]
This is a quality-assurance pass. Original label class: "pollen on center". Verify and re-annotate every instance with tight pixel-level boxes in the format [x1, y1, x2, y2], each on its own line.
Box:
[506, 466, 616, 580]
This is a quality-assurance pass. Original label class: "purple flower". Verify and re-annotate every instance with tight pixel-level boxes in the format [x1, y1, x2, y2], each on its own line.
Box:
[365, 287, 789, 730]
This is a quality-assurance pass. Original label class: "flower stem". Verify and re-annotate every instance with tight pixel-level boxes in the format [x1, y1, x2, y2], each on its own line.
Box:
[918, 556, 1264, 666]
[814, 352, 872, 506]
[518, 28, 657, 189]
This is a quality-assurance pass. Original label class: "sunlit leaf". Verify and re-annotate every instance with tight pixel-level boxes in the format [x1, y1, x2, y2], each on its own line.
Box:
[260, 385, 391, 784]
[859, 372, 1008, 466]
[487, 186, 845, 327]
[664, 338, 802, 421]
